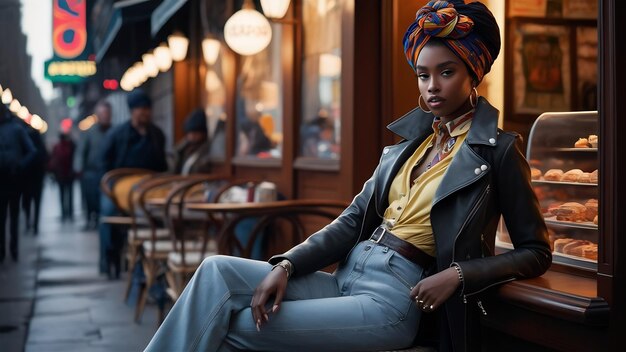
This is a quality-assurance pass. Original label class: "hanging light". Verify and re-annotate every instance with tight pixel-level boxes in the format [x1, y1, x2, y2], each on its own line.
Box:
[154, 43, 173, 72]
[202, 38, 221, 65]
[260, 0, 290, 19]
[39, 120, 48, 134]
[1, 88, 13, 104]
[224, 0, 272, 56]
[30, 114, 44, 130]
[17, 106, 29, 120]
[132, 62, 148, 86]
[319, 53, 342, 77]
[168, 32, 189, 61]
[9, 99, 20, 113]
[142, 52, 159, 78]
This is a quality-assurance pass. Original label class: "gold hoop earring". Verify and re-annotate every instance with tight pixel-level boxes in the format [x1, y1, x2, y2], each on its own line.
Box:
[418, 95, 431, 113]
[469, 87, 479, 108]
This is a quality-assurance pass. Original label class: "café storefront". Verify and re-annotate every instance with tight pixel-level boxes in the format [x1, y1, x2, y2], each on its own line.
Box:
[93, 0, 625, 350]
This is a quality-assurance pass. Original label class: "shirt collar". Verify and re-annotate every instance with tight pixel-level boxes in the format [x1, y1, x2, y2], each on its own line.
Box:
[432, 109, 475, 138]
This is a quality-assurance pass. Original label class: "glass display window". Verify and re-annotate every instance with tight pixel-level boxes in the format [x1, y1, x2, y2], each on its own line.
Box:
[234, 23, 284, 159]
[202, 49, 228, 161]
[497, 111, 598, 271]
[299, 0, 342, 160]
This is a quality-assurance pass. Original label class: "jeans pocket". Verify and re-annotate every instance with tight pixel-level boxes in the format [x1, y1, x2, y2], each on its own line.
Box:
[384, 251, 424, 320]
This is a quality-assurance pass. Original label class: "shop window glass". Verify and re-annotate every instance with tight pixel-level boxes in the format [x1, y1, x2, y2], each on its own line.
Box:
[299, 0, 342, 160]
[203, 46, 228, 160]
[235, 23, 283, 159]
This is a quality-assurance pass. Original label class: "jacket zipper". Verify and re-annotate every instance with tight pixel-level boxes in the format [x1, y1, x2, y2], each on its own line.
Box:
[462, 276, 517, 316]
[451, 185, 491, 261]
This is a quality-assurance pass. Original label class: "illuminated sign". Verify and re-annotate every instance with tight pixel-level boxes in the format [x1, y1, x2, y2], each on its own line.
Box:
[53, 0, 88, 59]
[46, 1, 95, 83]
[45, 59, 97, 83]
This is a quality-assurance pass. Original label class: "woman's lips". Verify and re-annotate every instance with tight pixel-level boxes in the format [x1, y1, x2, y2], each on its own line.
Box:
[428, 97, 445, 109]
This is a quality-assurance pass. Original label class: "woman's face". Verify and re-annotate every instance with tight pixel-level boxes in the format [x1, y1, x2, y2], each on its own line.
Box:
[416, 42, 474, 120]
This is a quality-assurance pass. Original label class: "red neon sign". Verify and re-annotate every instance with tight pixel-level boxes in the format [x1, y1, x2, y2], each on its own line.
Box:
[53, 0, 87, 59]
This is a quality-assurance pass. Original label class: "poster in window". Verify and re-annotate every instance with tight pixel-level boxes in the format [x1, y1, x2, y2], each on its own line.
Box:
[513, 23, 571, 114]
[576, 26, 598, 111]
[563, 0, 598, 19]
[508, 0, 547, 17]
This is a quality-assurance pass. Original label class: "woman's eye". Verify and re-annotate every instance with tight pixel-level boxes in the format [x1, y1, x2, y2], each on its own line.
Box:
[441, 70, 453, 76]
[418, 73, 429, 80]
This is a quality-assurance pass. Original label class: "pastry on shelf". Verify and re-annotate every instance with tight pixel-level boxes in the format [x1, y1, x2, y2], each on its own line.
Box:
[593, 215, 598, 225]
[590, 169, 598, 184]
[544, 169, 564, 181]
[578, 172, 592, 183]
[574, 138, 590, 148]
[531, 168, 542, 180]
[561, 169, 583, 182]
[588, 134, 598, 148]
[584, 199, 598, 221]
[553, 202, 587, 222]
[554, 238, 575, 252]
[562, 239, 593, 256]
[582, 244, 598, 261]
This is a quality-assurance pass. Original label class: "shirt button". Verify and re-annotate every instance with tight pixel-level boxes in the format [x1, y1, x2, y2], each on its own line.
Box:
[489, 138, 496, 144]
[383, 148, 389, 154]
[480, 164, 488, 171]
[474, 168, 481, 175]
[397, 206, 402, 211]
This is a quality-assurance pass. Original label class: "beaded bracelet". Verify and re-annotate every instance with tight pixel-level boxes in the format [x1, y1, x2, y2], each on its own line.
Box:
[452, 263, 464, 283]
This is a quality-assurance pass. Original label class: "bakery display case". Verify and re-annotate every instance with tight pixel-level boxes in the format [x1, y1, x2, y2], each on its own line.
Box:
[497, 111, 598, 271]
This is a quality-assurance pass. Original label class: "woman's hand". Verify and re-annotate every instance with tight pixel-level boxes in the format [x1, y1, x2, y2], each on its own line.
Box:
[250, 267, 289, 331]
[410, 267, 461, 312]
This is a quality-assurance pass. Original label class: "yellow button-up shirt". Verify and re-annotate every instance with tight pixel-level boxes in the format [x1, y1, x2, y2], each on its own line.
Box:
[383, 111, 473, 256]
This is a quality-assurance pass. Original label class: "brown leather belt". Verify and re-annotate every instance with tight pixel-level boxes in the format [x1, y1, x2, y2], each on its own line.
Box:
[369, 226, 435, 269]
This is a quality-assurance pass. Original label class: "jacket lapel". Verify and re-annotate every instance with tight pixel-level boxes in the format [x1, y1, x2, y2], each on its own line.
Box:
[375, 138, 424, 215]
[385, 97, 500, 208]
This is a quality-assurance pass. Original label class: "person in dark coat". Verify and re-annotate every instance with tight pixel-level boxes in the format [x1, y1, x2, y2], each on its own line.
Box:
[20, 120, 48, 235]
[75, 100, 112, 230]
[172, 108, 212, 175]
[49, 132, 76, 221]
[0, 103, 36, 262]
[98, 89, 167, 278]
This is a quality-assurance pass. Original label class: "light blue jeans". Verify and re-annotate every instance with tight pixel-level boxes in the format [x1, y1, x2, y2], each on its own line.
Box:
[144, 241, 426, 352]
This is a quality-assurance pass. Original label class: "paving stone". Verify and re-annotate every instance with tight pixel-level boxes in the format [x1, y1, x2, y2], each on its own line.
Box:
[34, 296, 93, 315]
[0, 300, 33, 325]
[27, 321, 100, 344]
[0, 325, 28, 352]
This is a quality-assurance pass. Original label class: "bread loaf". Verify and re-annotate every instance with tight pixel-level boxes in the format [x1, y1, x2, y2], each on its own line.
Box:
[554, 202, 587, 222]
[574, 138, 590, 148]
[531, 168, 542, 180]
[584, 199, 598, 221]
[554, 238, 575, 253]
[562, 169, 583, 182]
[544, 169, 564, 181]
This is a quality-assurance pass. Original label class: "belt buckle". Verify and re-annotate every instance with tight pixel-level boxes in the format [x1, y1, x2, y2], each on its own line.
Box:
[371, 227, 385, 244]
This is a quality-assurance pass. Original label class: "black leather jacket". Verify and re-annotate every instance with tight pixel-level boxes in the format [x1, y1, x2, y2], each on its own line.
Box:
[270, 98, 552, 351]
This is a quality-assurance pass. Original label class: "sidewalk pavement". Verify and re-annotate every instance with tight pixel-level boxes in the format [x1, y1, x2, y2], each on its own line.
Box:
[0, 181, 159, 352]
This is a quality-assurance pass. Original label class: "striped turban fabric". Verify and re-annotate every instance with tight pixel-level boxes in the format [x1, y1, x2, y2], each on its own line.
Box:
[403, 0, 501, 84]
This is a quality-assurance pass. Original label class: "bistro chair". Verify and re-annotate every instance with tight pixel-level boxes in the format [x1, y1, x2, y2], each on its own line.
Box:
[164, 179, 264, 302]
[134, 174, 229, 323]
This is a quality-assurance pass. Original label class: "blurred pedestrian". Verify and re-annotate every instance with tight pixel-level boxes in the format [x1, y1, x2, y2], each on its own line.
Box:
[99, 89, 167, 278]
[20, 119, 48, 235]
[49, 132, 76, 221]
[0, 103, 36, 262]
[75, 100, 112, 230]
[172, 108, 212, 175]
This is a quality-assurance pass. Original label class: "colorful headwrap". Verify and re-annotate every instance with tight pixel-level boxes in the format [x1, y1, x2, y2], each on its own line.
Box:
[403, 0, 500, 84]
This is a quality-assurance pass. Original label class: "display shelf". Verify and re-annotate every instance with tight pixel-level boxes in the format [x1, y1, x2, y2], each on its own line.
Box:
[544, 217, 597, 230]
[532, 180, 597, 186]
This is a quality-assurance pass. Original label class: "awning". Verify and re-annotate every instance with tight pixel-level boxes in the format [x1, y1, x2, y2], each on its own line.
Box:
[151, 0, 188, 37]
[93, 0, 163, 62]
